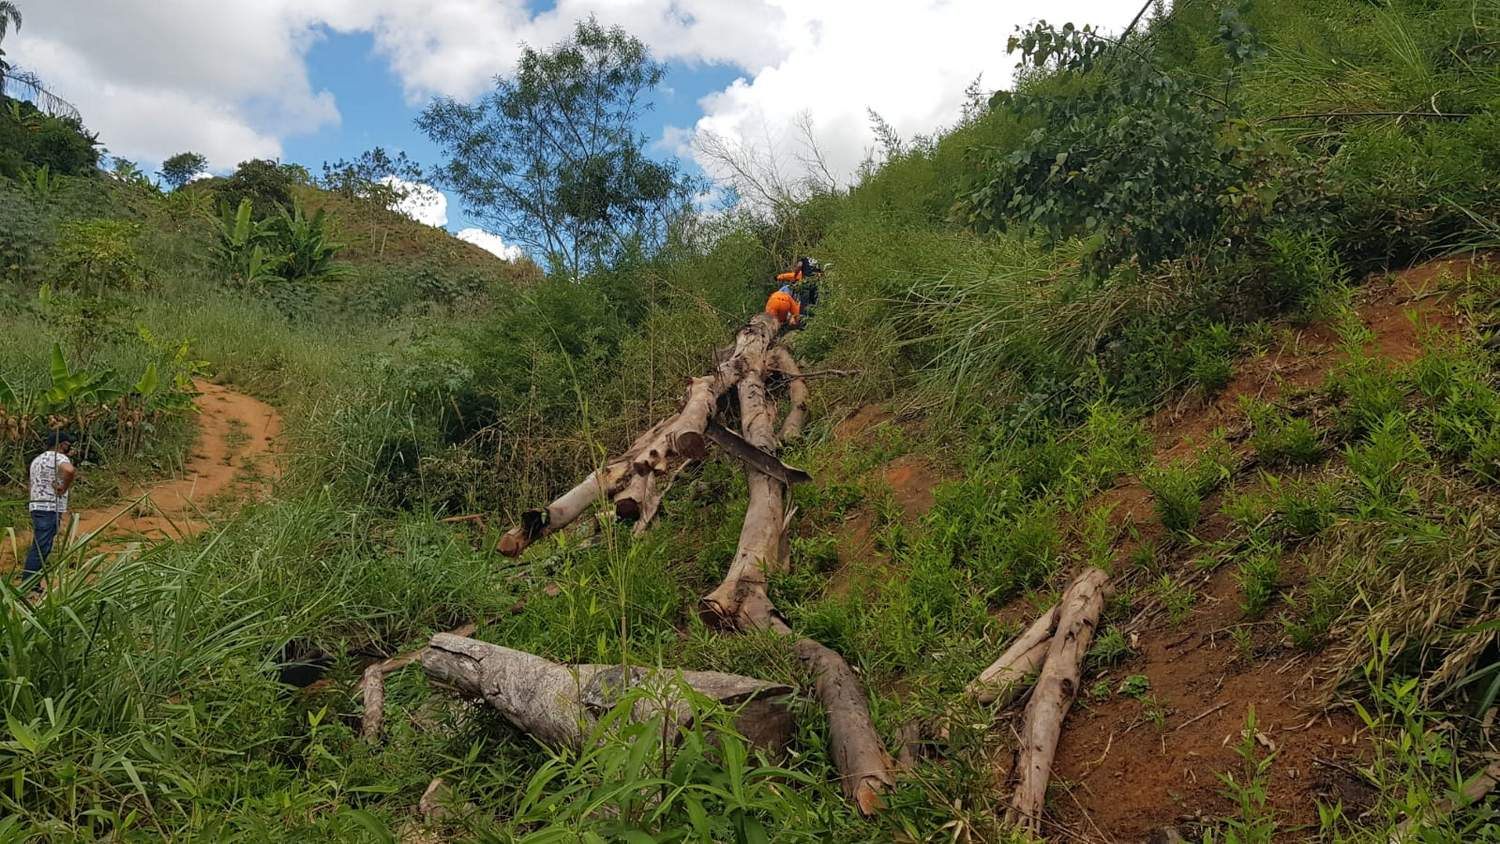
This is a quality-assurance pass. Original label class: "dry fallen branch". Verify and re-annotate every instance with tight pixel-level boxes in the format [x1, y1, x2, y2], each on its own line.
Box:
[1007, 568, 1111, 834]
[360, 622, 478, 742]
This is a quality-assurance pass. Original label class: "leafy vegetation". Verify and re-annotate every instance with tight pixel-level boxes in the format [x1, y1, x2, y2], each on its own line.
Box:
[2, 0, 1499, 839]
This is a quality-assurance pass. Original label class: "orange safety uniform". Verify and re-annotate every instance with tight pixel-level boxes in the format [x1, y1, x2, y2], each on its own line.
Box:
[775, 269, 803, 283]
[765, 286, 801, 325]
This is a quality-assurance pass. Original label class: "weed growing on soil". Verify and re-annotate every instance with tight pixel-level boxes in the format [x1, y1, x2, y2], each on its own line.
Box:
[1345, 415, 1426, 508]
[1206, 708, 1278, 843]
[1145, 462, 1205, 533]
[1154, 574, 1196, 625]
[1243, 398, 1324, 466]
[1145, 442, 1233, 534]
[1236, 546, 1282, 618]
[1088, 628, 1132, 669]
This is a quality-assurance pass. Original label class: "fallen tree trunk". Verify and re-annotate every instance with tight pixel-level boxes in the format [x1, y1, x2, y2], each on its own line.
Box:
[360, 623, 478, 742]
[770, 348, 809, 443]
[701, 354, 895, 815]
[420, 633, 794, 754]
[967, 606, 1059, 706]
[500, 316, 782, 558]
[1007, 568, 1111, 834]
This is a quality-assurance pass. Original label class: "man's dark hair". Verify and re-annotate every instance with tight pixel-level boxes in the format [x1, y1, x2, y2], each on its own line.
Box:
[45, 431, 76, 448]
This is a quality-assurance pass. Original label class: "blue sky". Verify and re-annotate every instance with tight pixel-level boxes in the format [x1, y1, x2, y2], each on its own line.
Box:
[283, 28, 743, 235]
[13, 1, 1135, 256]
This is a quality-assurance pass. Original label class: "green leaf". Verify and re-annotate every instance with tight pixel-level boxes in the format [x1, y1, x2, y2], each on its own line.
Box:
[49, 343, 69, 385]
[338, 809, 394, 843]
[133, 363, 160, 397]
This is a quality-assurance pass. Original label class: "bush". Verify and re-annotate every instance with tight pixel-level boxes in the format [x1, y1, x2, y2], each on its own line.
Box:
[210, 159, 299, 218]
[50, 218, 147, 294]
[0, 99, 101, 178]
[1237, 546, 1282, 618]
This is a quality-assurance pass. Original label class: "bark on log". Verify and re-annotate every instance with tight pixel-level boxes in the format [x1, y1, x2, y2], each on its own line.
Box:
[359, 623, 478, 742]
[1007, 568, 1111, 834]
[420, 633, 795, 754]
[770, 348, 809, 443]
[700, 353, 894, 815]
[967, 606, 1059, 706]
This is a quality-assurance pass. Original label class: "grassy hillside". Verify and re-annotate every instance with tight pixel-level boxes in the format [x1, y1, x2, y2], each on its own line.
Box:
[2, 0, 1499, 841]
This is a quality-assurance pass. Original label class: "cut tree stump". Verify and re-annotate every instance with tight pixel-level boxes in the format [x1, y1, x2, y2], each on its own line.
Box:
[1006, 567, 1111, 835]
[420, 634, 794, 754]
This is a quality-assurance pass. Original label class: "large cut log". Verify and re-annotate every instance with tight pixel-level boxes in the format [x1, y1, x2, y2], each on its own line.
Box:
[967, 606, 1059, 706]
[499, 315, 782, 558]
[1007, 568, 1111, 835]
[701, 356, 895, 815]
[770, 348, 809, 443]
[421, 634, 795, 754]
[701, 363, 789, 622]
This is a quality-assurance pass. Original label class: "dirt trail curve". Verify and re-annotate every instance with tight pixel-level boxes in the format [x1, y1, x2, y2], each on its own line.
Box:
[4, 381, 280, 569]
[73, 380, 282, 546]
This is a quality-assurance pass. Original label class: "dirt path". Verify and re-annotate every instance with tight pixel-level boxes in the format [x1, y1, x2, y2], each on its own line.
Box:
[75, 380, 282, 546]
[1, 381, 282, 569]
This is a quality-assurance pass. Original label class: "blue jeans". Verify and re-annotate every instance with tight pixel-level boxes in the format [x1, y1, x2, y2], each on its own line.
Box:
[23, 510, 60, 587]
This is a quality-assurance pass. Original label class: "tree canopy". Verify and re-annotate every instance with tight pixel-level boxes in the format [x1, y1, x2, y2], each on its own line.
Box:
[418, 17, 699, 277]
[158, 151, 208, 190]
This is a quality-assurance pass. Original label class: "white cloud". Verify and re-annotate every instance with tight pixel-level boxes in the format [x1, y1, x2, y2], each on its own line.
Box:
[11, 0, 340, 170]
[7, 1, 1140, 205]
[456, 228, 524, 261]
[385, 177, 448, 227]
[680, 1, 1138, 195]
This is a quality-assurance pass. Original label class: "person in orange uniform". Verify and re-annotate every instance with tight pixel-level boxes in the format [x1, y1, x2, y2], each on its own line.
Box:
[765, 284, 802, 326]
[767, 256, 822, 326]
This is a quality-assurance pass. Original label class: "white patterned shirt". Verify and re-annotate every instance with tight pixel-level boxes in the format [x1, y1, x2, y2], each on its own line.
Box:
[28, 451, 72, 512]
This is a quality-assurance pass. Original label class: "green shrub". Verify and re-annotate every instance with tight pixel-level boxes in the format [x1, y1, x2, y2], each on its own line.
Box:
[1245, 400, 1324, 466]
[1187, 322, 1237, 394]
[1144, 462, 1204, 533]
[1236, 546, 1282, 618]
[1144, 444, 1232, 533]
[50, 218, 147, 294]
[1270, 476, 1338, 538]
[1331, 357, 1406, 438]
[1345, 415, 1425, 506]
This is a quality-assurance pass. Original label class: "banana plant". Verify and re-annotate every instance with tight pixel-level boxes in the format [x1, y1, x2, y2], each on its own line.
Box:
[43, 343, 120, 444]
[216, 198, 283, 284]
[19, 164, 56, 203]
[273, 197, 348, 282]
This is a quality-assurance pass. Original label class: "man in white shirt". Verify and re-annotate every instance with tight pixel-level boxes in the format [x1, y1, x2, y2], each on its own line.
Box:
[23, 431, 77, 590]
